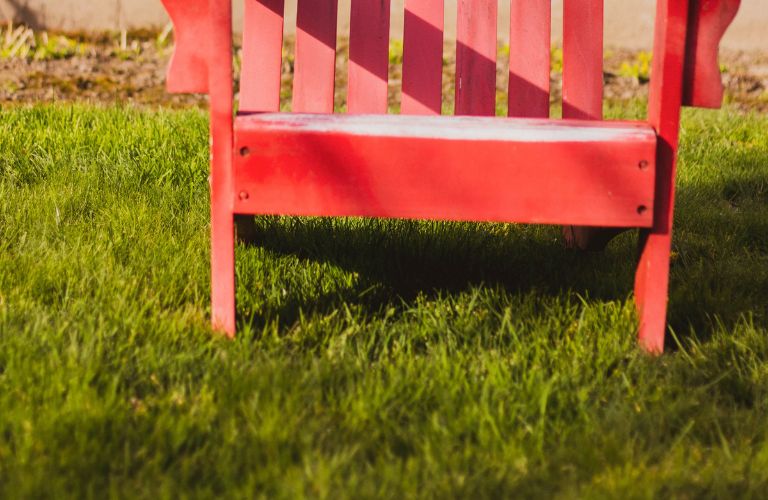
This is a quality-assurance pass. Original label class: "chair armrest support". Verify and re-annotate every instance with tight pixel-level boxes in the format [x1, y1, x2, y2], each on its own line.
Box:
[161, 0, 211, 94]
[682, 0, 741, 109]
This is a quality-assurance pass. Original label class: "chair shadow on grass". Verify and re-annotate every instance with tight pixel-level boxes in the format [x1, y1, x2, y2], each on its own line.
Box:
[234, 185, 767, 346]
[239, 217, 631, 302]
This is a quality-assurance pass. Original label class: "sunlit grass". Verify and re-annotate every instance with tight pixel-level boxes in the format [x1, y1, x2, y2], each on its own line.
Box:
[0, 104, 766, 497]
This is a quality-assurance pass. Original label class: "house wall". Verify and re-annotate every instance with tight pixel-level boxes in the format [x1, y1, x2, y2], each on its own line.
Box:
[0, 0, 764, 51]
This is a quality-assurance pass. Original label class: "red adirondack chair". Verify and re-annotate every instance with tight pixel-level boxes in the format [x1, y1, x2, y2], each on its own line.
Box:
[160, 0, 740, 352]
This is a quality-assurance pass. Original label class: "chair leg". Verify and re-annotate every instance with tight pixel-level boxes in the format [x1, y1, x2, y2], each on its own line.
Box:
[634, 229, 672, 353]
[563, 226, 628, 251]
[211, 206, 236, 337]
[234, 214, 258, 245]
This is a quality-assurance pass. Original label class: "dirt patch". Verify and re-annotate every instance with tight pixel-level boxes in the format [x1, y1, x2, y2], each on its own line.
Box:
[0, 37, 204, 108]
[1, 30, 766, 113]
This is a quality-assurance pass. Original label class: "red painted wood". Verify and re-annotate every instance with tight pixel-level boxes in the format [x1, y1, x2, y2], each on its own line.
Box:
[635, 0, 690, 353]
[561, 0, 608, 260]
[159, 0, 712, 345]
[207, 0, 236, 336]
[562, 0, 604, 120]
[508, 0, 551, 118]
[455, 0, 498, 116]
[240, 0, 285, 112]
[233, 114, 656, 227]
[402, 0, 445, 115]
[348, 0, 391, 114]
[683, 0, 741, 109]
[293, 0, 339, 113]
[161, 0, 210, 93]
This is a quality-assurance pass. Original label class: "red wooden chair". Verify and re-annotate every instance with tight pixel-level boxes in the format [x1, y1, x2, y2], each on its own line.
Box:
[160, 0, 740, 352]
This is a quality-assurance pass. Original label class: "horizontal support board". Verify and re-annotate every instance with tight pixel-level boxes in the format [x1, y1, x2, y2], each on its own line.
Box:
[233, 113, 657, 227]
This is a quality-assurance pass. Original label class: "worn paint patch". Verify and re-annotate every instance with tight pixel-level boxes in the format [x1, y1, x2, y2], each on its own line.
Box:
[237, 113, 656, 143]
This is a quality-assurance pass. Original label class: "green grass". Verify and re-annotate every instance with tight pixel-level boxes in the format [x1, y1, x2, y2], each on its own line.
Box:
[0, 104, 767, 498]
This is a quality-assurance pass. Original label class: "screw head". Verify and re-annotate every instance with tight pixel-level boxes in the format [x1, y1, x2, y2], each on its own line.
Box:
[638, 160, 649, 171]
[239, 191, 250, 201]
[239, 147, 251, 157]
[637, 205, 648, 215]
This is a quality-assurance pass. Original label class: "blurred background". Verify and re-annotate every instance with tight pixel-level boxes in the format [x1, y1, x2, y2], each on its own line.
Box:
[0, 0, 764, 110]
[0, 0, 764, 50]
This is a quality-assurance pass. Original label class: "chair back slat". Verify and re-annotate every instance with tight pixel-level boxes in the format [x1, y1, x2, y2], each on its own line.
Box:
[401, 0, 445, 115]
[240, 0, 285, 112]
[238, 0, 613, 119]
[508, 0, 551, 118]
[455, 0, 497, 116]
[293, 0, 338, 113]
[348, 0, 392, 114]
[562, 0, 604, 120]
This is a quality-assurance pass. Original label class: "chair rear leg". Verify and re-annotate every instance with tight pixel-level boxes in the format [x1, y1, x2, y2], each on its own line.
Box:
[235, 214, 259, 245]
[211, 204, 236, 337]
[563, 226, 628, 251]
[635, 229, 672, 353]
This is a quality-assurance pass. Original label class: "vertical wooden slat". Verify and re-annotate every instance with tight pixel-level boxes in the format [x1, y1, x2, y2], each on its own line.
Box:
[240, 0, 285, 112]
[348, 0, 391, 114]
[561, 0, 605, 268]
[293, 0, 338, 113]
[402, 0, 445, 115]
[455, 0, 498, 116]
[508, 0, 551, 117]
[562, 0, 604, 120]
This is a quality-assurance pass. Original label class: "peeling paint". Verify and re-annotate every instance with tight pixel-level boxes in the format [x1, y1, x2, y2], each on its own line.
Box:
[238, 113, 656, 143]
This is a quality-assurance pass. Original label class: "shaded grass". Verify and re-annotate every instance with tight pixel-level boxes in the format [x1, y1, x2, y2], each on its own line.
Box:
[0, 104, 767, 498]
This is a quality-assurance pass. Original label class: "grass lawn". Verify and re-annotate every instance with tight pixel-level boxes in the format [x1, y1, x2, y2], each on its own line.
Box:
[0, 104, 767, 498]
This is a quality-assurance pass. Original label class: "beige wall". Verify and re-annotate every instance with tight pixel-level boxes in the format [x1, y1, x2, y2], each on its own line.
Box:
[0, 0, 764, 50]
